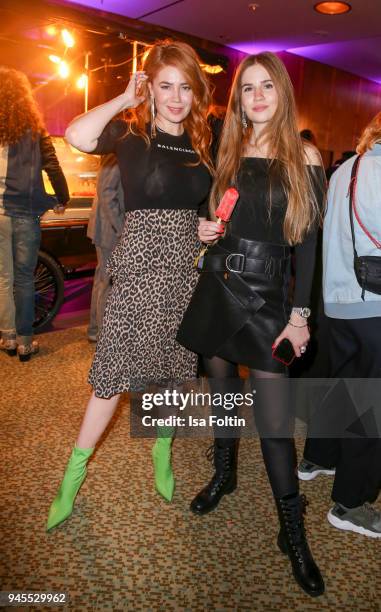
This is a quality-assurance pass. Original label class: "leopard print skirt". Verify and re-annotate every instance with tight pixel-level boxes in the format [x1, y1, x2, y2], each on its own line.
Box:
[88, 208, 201, 398]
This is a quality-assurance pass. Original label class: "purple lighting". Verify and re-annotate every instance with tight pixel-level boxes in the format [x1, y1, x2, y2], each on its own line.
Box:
[60, 0, 160, 19]
[229, 41, 287, 56]
[288, 38, 381, 85]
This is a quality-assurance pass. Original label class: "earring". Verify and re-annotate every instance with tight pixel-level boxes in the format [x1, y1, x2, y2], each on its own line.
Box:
[150, 95, 156, 139]
[241, 108, 248, 129]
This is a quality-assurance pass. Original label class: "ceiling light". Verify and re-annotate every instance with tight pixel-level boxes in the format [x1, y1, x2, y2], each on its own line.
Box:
[248, 3, 260, 11]
[45, 25, 57, 37]
[76, 74, 88, 89]
[61, 29, 75, 48]
[58, 61, 70, 78]
[314, 2, 352, 15]
[48, 54, 61, 64]
[200, 63, 224, 74]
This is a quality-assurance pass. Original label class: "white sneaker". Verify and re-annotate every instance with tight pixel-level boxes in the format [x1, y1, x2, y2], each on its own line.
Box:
[328, 503, 381, 538]
[297, 458, 336, 481]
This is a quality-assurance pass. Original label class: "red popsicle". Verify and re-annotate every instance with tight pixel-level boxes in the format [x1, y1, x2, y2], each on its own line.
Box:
[215, 187, 239, 223]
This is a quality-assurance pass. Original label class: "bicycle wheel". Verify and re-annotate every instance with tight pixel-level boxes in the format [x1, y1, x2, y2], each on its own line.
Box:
[33, 251, 65, 331]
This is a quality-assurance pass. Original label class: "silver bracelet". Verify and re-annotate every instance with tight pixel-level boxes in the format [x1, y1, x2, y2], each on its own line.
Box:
[288, 320, 308, 328]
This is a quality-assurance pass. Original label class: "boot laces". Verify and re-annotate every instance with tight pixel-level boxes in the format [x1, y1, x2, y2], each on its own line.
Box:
[209, 472, 227, 495]
[205, 444, 234, 494]
[282, 495, 308, 552]
[205, 444, 233, 468]
[205, 444, 214, 462]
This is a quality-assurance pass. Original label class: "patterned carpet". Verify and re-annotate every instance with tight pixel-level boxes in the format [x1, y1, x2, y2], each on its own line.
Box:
[0, 326, 380, 611]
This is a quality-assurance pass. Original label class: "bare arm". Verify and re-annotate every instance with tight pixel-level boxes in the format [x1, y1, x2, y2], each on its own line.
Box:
[65, 71, 147, 153]
[303, 142, 323, 167]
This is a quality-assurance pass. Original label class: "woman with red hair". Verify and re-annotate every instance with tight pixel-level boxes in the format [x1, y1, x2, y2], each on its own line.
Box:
[47, 40, 213, 530]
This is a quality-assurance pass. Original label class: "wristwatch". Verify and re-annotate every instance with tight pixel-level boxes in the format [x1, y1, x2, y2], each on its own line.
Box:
[292, 307, 311, 319]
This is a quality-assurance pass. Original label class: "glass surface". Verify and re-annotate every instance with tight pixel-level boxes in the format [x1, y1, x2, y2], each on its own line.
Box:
[43, 136, 99, 205]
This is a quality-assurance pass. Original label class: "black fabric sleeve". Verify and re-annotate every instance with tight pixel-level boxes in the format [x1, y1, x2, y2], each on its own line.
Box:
[293, 166, 326, 307]
[40, 134, 70, 204]
[209, 116, 223, 163]
[91, 119, 128, 155]
[198, 198, 209, 218]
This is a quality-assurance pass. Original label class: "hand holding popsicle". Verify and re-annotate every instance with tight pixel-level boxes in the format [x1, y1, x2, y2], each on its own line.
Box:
[198, 188, 239, 243]
[215, 187, 239, 223]
[198, 219, 224, 243]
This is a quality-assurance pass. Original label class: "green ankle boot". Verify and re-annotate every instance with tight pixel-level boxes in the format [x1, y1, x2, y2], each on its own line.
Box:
[152, 426, 175, 502]
[46, 446, 94, 531]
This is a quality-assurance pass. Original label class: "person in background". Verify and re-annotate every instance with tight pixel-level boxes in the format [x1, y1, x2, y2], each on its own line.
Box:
[326, 150, 356, 181]
[298, 111, 381, 538]
[300, 129, 317, 146]
[87, 154, 125, 343]
[0, 67, 69, 361]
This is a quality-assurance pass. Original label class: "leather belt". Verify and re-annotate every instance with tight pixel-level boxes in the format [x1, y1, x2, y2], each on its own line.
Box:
[204, 253, 288, 276]
[221, 234, 290, 260]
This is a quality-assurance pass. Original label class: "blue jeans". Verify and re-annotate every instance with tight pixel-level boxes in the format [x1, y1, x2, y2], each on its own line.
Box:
[0, 214, 41, 344]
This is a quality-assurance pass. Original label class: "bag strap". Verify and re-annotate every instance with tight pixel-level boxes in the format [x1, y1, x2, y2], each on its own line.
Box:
[349, 155, 381, 250]
[348, 155, 361, 258]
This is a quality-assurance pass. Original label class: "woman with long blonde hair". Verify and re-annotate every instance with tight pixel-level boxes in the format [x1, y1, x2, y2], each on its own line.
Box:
[177, 52, 326, 596]
[47, 40, 213, 530]
[0, 67, 69, 361]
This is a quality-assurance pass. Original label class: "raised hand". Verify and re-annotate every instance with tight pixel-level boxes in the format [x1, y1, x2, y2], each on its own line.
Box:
[120, 71, 148, 110]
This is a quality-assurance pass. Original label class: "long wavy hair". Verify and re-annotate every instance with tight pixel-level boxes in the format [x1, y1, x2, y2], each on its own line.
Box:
[128, 39, 213, 172]
[210, 52, 320, 244]
[0, 66, 45, 146]
[357, 111, 381, 154]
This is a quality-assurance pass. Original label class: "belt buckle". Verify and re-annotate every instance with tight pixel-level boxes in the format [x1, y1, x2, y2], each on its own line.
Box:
[225, 253, 245, 273]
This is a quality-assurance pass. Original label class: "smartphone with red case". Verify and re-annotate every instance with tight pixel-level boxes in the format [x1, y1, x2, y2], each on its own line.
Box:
[272, 338, 296, 366]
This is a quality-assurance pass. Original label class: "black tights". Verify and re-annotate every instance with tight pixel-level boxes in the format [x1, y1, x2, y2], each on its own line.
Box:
[203, 355, 298, 498]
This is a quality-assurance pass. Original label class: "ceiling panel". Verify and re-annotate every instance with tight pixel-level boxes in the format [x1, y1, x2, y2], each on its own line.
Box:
[60, 0, 381, 83]
[64, 0, 185, 20]
[289, 37, 381, 84]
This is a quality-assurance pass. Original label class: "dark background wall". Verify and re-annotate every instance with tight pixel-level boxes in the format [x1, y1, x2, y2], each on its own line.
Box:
[279, 51, 381, 162]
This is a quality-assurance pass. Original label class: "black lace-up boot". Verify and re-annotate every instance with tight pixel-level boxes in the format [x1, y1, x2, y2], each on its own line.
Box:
[190, 439, 237, 515]
[276, 492, 325, 597]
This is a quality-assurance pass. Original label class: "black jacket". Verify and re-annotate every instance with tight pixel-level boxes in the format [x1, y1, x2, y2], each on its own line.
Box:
[0, 130, 69, 218]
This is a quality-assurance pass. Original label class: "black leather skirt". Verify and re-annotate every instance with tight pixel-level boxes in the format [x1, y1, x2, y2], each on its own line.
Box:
[176, 233, 291, 373]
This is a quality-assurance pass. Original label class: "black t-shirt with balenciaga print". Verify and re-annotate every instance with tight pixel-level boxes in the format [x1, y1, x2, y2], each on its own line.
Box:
[92, 119, 211, 213]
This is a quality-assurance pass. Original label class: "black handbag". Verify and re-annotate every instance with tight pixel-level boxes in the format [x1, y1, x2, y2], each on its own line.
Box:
[349, 154, 381, 300]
